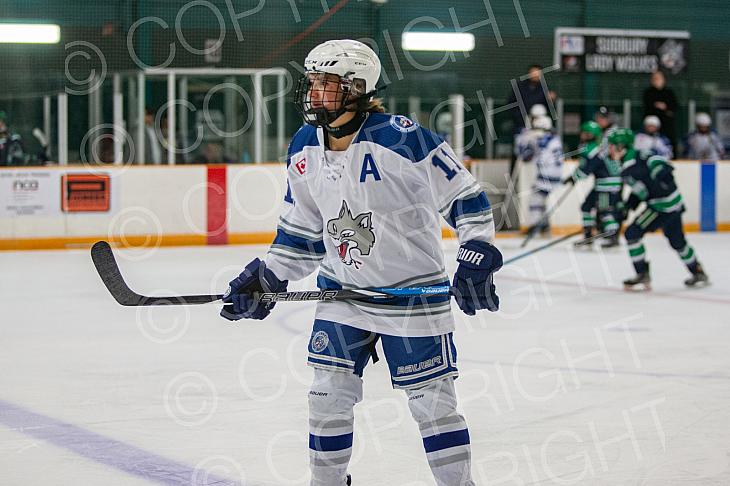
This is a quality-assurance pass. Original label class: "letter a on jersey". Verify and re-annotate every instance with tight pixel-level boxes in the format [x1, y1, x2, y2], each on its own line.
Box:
[359, 153, 381, 182]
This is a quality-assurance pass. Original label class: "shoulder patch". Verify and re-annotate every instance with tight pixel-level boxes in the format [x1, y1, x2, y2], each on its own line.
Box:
[390, 115, 418, 133]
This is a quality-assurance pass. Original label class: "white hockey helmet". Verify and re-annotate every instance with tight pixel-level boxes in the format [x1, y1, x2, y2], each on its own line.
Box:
[532, 115, 553, 131]
[695, 112, 712, 127]
[529, 104, 547, 118]
[295, 39, 381, 126]
[643, 115, 661, 128]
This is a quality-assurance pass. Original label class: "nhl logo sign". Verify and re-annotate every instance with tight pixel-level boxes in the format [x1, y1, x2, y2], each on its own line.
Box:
[311, 331, 329, 352]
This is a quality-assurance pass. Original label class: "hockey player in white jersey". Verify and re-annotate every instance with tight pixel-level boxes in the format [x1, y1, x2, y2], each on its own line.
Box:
[220, 40, 502, 485]
[518, 115, 564, 235]
[513, 104, 549, 164]
[634, 116, 673, 159]
[683, 112, 725, 160]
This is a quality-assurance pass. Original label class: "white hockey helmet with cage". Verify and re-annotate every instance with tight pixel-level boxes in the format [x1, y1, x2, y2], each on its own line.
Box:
[304, 39, 381, 94]
[643, 115, 661, 128]
[295, 39, 381, 126]
[532, 115, 553, 131]
[529, 104, 547, 118]
[695, 112, 711, 127]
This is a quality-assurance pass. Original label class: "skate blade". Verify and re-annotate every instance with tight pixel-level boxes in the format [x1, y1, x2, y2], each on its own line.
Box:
[623, 282, 651, 292]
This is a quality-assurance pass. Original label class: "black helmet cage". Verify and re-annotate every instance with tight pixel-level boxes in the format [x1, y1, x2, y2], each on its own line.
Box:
[295, 71, 374, 127]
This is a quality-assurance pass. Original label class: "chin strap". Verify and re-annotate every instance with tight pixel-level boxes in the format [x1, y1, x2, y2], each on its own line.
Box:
[325, 111, 367, 139]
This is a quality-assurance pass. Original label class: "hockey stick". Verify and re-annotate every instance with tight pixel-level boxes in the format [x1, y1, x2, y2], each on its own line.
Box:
[504, 229, 582, 265]
[90, 241, 225, 306]
[520, 184, 575, 248]
[91, 241, 458, 306]
[226, 229, 584, 302]
[92, 230, 588, 306]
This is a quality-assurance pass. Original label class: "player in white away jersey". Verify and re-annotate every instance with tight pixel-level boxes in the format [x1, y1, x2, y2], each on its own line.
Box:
[221, 39, 502, 486]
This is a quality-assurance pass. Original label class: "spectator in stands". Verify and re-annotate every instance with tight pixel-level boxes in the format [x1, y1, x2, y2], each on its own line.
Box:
[0, 111, 26, 166]
[194, 142, 233, 164]
[143, 108, 164, 165]
[634, 115, 673, 158]
[506, 65, 557, 188]
[507, 64, 557, 136]
[684, 112, 725, 160]
[643, 71, 678, 155]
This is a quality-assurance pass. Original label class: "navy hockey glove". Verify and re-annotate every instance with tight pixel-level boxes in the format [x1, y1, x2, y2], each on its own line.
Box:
[221, 258, 288, 321]
[453, 240, 503, 315]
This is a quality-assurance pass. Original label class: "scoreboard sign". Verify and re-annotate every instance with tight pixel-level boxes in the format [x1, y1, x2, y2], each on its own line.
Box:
[554, 28, 689, 74]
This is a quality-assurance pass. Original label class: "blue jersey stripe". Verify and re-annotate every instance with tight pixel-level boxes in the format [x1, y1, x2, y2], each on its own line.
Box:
[288, 124, 319, 158]
[422, 429, 470, 453]
[309, 433, 354, 452]
[273, 229, 326, 254]
[355, 113, 443, 163]
[317, 274, 343, 290]
[308, 356, 354, 371]
[447, 192, 490, 228]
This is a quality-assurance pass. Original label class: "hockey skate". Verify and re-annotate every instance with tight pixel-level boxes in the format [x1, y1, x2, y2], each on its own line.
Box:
[573, 232, 594, 248]
[600, 233, 620, 249]
[346, 474, 352, 485]
[623, 272, 651, 291]
[684, 265, 709, 287]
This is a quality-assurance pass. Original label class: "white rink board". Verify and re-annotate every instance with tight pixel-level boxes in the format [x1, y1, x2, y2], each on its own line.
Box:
[0, 160, 727, 245]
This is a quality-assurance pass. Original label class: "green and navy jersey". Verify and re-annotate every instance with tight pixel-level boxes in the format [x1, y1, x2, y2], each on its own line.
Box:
[620, 150, 684, 213]
[264, 112, 495, 337]
[573, 141, 623, 193]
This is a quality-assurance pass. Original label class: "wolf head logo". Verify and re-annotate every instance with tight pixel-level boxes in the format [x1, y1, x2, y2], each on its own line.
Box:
[326, 200, 375, 269]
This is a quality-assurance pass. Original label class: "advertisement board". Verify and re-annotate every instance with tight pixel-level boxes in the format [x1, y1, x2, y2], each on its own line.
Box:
[554, 28, 690, 74]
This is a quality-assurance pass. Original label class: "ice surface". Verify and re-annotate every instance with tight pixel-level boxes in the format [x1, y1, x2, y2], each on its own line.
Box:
[1, 234, 729, 485]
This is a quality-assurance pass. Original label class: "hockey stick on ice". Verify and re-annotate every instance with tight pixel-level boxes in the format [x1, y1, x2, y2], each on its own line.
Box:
[90, 241, 456, 306]
[91, 241, 225, 306]
[520, 184, 575, 248]
[91, 231, 589, 306]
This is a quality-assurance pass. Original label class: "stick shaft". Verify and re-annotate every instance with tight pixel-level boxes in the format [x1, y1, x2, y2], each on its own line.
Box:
[508, 230, 582, 264]
[92, 228, 587, 306]
[521, 185, 575, 248]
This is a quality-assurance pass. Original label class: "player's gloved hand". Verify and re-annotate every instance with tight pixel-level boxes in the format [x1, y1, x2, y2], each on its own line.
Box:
[221, 258, 288, 321]
[453, 240, 503, 315]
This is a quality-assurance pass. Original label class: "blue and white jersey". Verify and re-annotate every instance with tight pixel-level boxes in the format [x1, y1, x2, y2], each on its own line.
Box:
[529, 132, 564, 193]
[514, 127, 542, 162]
[684, 130, 725, 160]
[264, 112, 495, 337]
[634, 131, 673, 159]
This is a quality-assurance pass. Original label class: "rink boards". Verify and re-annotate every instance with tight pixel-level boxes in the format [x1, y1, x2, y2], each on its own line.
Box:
[0, 159, 728, 250]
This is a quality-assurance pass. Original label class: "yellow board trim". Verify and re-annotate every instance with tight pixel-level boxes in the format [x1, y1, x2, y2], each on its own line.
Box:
[0, 234, 207, 251]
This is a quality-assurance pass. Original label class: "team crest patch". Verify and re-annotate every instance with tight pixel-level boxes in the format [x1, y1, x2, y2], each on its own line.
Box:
[326, 200, 376, 270]
[390, 115, 418, 133]
[311, 331, 329, 352]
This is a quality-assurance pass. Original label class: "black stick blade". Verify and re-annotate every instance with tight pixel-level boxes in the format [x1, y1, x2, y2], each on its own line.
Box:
[90, 241, 223, 306]
[90, 241, 145, 306]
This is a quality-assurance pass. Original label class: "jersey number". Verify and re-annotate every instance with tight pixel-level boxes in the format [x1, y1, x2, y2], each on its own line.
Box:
[432, 154, 459, 180]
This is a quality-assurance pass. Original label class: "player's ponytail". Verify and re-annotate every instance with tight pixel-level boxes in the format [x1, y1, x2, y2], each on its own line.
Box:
[366, 98, 386, 113]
